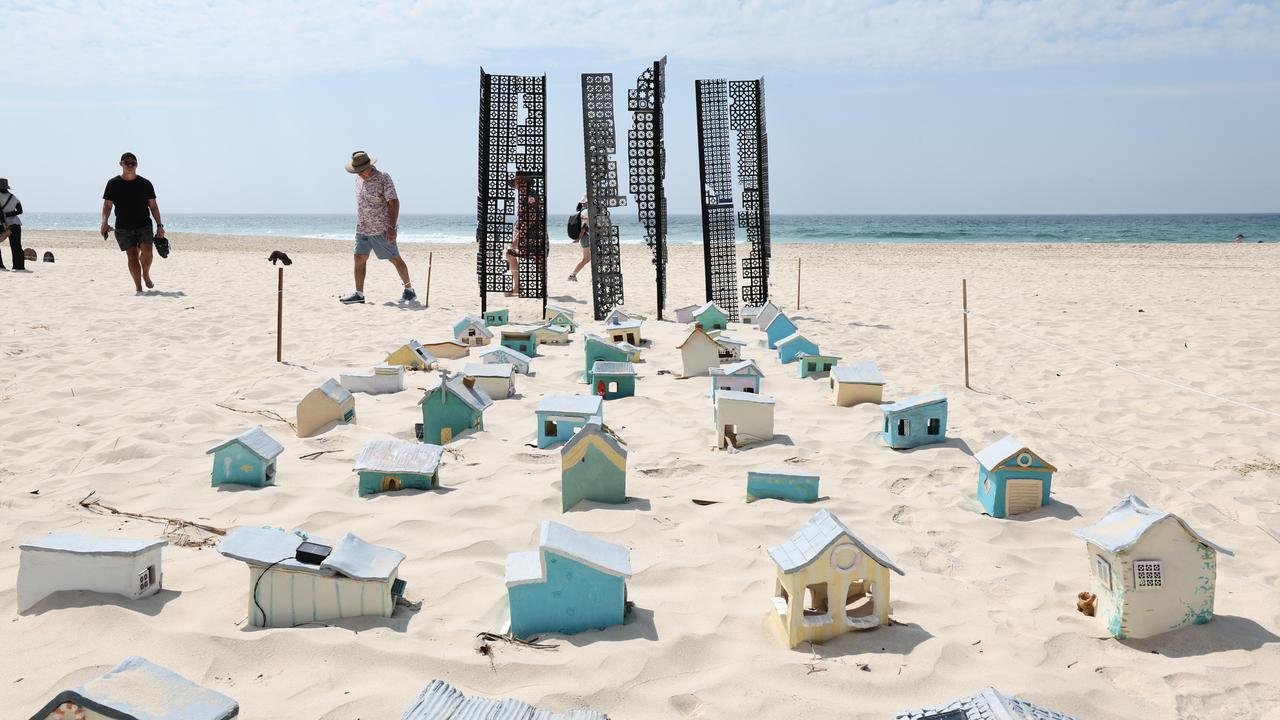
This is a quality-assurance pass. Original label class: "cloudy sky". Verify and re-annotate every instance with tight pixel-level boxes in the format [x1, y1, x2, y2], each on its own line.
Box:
[5, 0, 1279, 214]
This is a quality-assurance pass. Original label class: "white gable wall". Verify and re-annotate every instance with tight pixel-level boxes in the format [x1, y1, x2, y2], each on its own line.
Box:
[18, 548, 163, 613]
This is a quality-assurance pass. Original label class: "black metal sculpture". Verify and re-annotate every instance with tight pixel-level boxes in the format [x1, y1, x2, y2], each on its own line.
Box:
[627, 57, 668, 319]
[694, 79, 739, 320]
[476, 69, 547, 313]
[729, 78, 771, 308]
[581, 72, 627, 321]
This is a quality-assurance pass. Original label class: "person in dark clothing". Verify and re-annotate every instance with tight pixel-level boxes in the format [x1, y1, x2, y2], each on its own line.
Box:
[0, 178, 25, 271]
[101, 152, 166, 293]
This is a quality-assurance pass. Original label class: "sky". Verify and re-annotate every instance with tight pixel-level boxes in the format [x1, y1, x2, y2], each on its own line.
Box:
[4, 0, 1279, 215]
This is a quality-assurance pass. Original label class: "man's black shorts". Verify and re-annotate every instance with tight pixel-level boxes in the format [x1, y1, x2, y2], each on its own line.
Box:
[116, 226, 154, 252]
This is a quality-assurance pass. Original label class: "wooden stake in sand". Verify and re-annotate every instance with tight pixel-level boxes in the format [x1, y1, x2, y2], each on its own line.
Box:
[425, 251, 433, 308]
[796, 257, 802, 310]
[276, 267, 284, 362]
[962, 278, 970, 389]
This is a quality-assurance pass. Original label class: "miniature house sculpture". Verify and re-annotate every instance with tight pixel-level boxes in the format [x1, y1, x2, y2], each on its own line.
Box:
[747, 300, 781, 329]
[678, 326, 722, 378]
[605, 318, 643, 346]
[206, 425, 284, 488]
[545, 303, 576, 322]
[881, 392, 948, 450]
[355, 439, 444, 496]
[217, 526, 407, 627]
[601, 307, 630, 326]
[1073, 495, 1232, 639]
[479, 345, 532, 375]
[831, 361, 885, 406]
[713, 334, 746, 362]
[764, 313, 798, 349]
[583, 333, 630, 385]
[673, 304, 699, 323]
[463, 362, 516, 399]
[400, 679, 608, 720]
[709, 359, 764, 399]
[418, 373, 493, 444]
[482, 308, 509, 326]
[17, 534, 165, 613]
[590, 361, 636, 399]
[769, 510, 905, 648]
[453, 315, 493, 347]
[536, 394, 604, 448]
[974, 436, 1057, 518]
[796, 352, 840, 378]
[617, 341, 643, 363]
[385, 339, 437, 370]
[532, 323, 572, 346]
[500, 329, 538, 357]
[296, 378, 355, 438]
[421, 339, 470, 360]
[560, 419, 627, 511]
[896, 687, 1077, 720]
[692, 301, 730, 332]
[747, 471, 819, 503]
[776, 333, 820, 364]
[341, 363, 406, 395]
[28, 656, 240, 720]
[505, 521, 632, 638]
[714, 390, 775, 449]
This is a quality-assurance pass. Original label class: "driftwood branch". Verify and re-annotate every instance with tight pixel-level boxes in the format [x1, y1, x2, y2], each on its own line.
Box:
[77, 491, 227, 547]
[299, 450, 341, 460]
[475, 631, 558, 651]
[215, 402, 297, 432]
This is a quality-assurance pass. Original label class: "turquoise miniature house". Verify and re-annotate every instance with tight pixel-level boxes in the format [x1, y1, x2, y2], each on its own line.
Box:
[545, 306, 578, 333]
[206, 426, 284, 488]
[764, 313, 798, 349]
[747, 471, 819, 503]
[536, 394, 604, 448]
[881, 392, 948, 449]
[974, 435, 1057, 518]
[692, 302, 730, 332]
[417, 374, 494, 445]
[500, 329, 538, 357]
[355, 439, 444, 496]
[776, 333, 819, 364]
[505, 521, 632, 638]
[584, 333, 629, 385]
[482, 309, 509, 327]
[560, 419, 627, 511]
[590, 361, 636, 399]
[796, 353, 840, 378]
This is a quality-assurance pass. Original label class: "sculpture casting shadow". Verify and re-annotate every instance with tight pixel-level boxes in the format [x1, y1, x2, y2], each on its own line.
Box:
[23, 588, 182, 617]
[1119, 615, 1280, 658]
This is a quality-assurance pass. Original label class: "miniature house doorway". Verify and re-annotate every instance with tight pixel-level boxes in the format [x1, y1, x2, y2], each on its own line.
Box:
[382, 475, 403, 492]
[722, 424, 736, 448]
[440, 427, 453, 444]
[1005, 479, 1043, 515]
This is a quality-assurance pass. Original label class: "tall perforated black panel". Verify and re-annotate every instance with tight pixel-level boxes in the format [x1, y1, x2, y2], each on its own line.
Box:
[581, 73, 627, 320]
[476, 69, 547, 313]
[694, 79, 739, 321]
[627, 57, 668, 319]
[729, 78, 771, 307]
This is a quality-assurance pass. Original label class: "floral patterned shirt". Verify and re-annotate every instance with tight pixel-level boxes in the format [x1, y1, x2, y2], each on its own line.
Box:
[355, 169, 398, 235]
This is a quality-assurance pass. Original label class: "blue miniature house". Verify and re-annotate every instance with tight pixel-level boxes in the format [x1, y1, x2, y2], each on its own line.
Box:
[206, 426, 284, 488]
[584, 333, 629, 385]
[417, 373, 493, 445]
[974, 435, 1057, 518]
[881, 392, 948, 449]
[29, 656, 240, 720]
[482, 309, 509, 327]
[355, 439, 444, 496]
[535, 394, 604, 448]
[776, 333, 819, 364]
[590, 361, 636, 399]
[747, 471, 819, 503]
[764, 313, 798, 349]
[505, 520, 632, 638]
[500, 329, 538, 357]
[796, 352, 840, 378]
[692, 302, 730, 332]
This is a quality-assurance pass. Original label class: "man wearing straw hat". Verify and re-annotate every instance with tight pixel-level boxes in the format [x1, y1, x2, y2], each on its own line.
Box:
[340, 150, 415, 304]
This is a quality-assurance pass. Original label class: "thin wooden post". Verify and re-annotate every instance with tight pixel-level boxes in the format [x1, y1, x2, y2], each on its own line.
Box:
[276, 267, 284, 363]
[962, 278, 970, 389]
[425, 252, 433, 308]
[796, 258, 801, 310]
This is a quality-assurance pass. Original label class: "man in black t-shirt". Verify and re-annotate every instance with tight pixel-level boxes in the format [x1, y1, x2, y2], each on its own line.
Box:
[101, 152, 166, 293]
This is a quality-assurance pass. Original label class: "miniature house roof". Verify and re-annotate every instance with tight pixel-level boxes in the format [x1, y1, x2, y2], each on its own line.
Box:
[537, 394, 604, 417]
[881, 391, 947, 414]
[714, 335, 746, 347]
[974, 436, 1057, 472]
[896, 686, 1076, 720]
[765, 313, 794, 332]
[591, 361, 636, 377]
[605, 318, 643, 331]
[205, 425, 285, 461]
[716, 389, 775, 405]
[375, 363, 405, 375]
[585, 332, 624, 348]
[1073, 495, 1233, 556]
[28, 656, 239, 720]
[562, 419, 627, 459]
[694, 301, 725, 317]
[768, 509, 905, 576]
[218, 526, 406, 581]
[479, 345, 533, 366]
[833, 361, 884, 386]
[777, 332, 815, 347]
[20, 533, 166, 557]
[454, 315, 494, 337]
[403, 339, 435, 360]
[355, 439, 444, 475]
[711, 359, 764, 377]
[796, 352, 840, 361]
[318, 378, 353, 405]
[537, 322, 572, 334]
[425, 339, 467, 349]
[546, 304, 576, 319]
[418, 373, 495, 414]
[506, 521, 632, 587]
[400, 678, 608, 720]
[463, 362, 514, 379]
[677, 326, 718, 349]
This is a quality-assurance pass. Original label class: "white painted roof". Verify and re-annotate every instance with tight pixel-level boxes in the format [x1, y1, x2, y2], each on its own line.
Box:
[881, 391, 947, 413]
[896, 686, 1076, 720]
[354, 440, 444, 475]
[399, 678, 610, 720]
[677, 327, 717, 349]
[768, 509, 905, 576]
[714, 335, 746, 347]
[418, 373, 494, 414]
[29, 656, 239, 720]
[217, 526, 405, 580]
[205, 425, 285, 460]
[536, 323, 572, 334]
[537, 394, 604, 416]
[974, 435, 1057, 472]
[546, 304, 576, 319]
[796, 352, 840, 361]
[591, 361, 636, 376]
[318, 377, 353, 405]
[711, 359, 764, 377]
[1073, 495, 1232, 556]
[764, 313, 794, 332]
[777, 332, 814, 347]
[833, 361, 884, 385]
[716, 389, 775, 404]
[464, 362, 514, 379]
[455, 314, 494, 338]
[21, 533, 166, 556]
[540, 521, 632, 577]
[479, 345, 532, 366]
[694, 301, 725, 317]
[606, 318, 643, 331]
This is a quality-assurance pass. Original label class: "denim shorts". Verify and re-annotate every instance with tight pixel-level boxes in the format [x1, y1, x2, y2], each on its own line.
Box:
[354, 233, 399, 260]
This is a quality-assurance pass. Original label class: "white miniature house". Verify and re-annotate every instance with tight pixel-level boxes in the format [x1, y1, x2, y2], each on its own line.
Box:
[678, 326, 722, 378]
[29, 656, 240, 720]
[340, 363, 406, 395]
[384, 340, 436, 370]
[462, 362, 515, 399]
[714, 390, 775, 449]
[479, 344, 533, 375]
[18, 534, 165, 613]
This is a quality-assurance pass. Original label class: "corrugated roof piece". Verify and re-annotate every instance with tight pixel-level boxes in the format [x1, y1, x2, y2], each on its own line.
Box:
[21, 534, 166, 556]
[464, 363, 514, 379]
[399, 678, 608, 720]
[205, 425, 285, 460]
[768, 509, 905, 576]
[896, 686, 1077, 720]
[832, 361, 884, 386]
[318, 377, 353, 405]
[591, 361, 636, 377]
[537, 394, 604, 417]
[716, 389, 775, 404]
[354, 439, 444, 475]
[796, 352, 840, 361]
[540, 521, 632, 578]
[1073, 495, 1233, 556]
[217, 527, 405, 580]
[881, 391, 947, 413]
[27, 656, 239, 720]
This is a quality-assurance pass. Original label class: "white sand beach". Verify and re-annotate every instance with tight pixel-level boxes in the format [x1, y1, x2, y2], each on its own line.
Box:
[3, 231, 1279, 719]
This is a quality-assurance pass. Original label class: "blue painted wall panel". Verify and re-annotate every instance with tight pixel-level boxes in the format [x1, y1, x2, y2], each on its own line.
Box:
[508, 553, 626, 637]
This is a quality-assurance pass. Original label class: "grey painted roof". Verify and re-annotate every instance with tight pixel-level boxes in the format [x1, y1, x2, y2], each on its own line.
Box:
[21, 533, 166, 556]
[456, 315, 494, 338]
[764, 313, 794, 332]
[536, 394, 604, 417]
[716, 389, 775, 405]
[399, 678, 608, 720]
[591, 361, 636, 377]
[881, 391, 947, 413]
[1073, 495, 1232, 556]
[405, 340, 436, 362]
[546, 304, 577, 319]
[712, 359, 764, 377]
[541, 521, 632, 577]
[896, 686, 1076, 720]
[605, 318, 643, 330]
[776, 332, 814, 347]
[464, 363, 514, 379]
[28, 656, 239, 720]
[479, 345, 533, 366]
[217, 526, 405, 580]
[418, 373, 495, 413]
[536, 323, 572, 334]
[205, 425, 285, 460]
[768, 509, 905, 576]
[713, 335, 746, 347]
[318, 377, 354, 405]
[354, 439, 444, 475]
[974, 436, 1058, 472]
[832, 361, 884, 386]
[562, 419, 627, 459]
[694, 301, 725, 317]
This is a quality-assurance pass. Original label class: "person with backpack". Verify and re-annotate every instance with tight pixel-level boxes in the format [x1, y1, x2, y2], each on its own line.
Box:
[567, 194, 591, 282]
[0, 178, 25, 271]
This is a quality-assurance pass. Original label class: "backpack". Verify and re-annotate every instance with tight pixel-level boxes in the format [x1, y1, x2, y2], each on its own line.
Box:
[566, 212, 583, 240]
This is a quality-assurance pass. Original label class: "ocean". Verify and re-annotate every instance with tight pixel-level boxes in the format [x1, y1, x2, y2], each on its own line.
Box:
[23, 212, 1278, 245]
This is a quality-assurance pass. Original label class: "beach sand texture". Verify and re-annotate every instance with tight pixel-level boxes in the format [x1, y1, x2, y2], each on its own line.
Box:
[3, 231, 1279, 719]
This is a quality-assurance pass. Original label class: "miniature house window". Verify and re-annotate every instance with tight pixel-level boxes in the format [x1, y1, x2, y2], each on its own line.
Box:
[265, 463, 276, 480]
[744, 387, 755, 393]
[884, 418, 889, 432]
[927, 418, 941, 435]
[1094, 555, 1113, 590]
[1134, 560, 1163, 589]
[544, 420, 557, 437]
[803, 582, 829, 615]
[343, 409, 355, 422]
[983, 476, 992, 494]
[138, 566, 155, 593]
[1016, 452, 1033, 467]
[821, 362, 831, 372]
[831, 543, 861, 572]
[897, 418, 909, 436]
[626, 333, 636, 344]
[468, 329, 476, 336]
[845, 579, 872, 619]
[608, 382, 618, 393]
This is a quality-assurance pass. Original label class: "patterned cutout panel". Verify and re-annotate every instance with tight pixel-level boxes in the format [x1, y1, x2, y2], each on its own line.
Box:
[628, 57, 668, 319]
[581, 72, 627, 320]
[729, 78, 772, 308]
[695, 79, 740, 321]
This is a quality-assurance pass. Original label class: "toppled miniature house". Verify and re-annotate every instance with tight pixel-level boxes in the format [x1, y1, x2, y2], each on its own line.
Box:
[479, 344, 533, 375]
[678, 326, 721, 378]
[417, 373, 493, 444]
[463, 362, 516, 400]
[341, 363, 407, 395]
[583, 333, 630, 385]
[590, 361, 636, 400]
[1073, 495, 1233, 640]
[776, 332, 819, 364]
[747, 471, 820, 503]
[385, 340, 437, 370]
[28, 656, 239, 720]
[714, 390, 776, 449]
[895, 687, 1077, 720]
[355, 439, 444, 496]
[561, 419, 627, 511]
[399, 678, 607, 720]
[453, 315, 494, 347]
[18, 534, 165, 613]
[881, 392, 948, 450]
[831, 361, 885, 406]
[296, 378, 355, 438]
[616, 340, 643, 363]
[482, 308, 509, 326]
[709, 359, 764, 399]
[796, 352, 840, 378]
[505, 521, 632, 638]
[421, 339, 470, 360]
[217, 526, 407, 627]
[974, 436, 1057, 518]
[768, 510, 905, 648]
[536, 394, 604, 448]
[206, 425, 284, 488]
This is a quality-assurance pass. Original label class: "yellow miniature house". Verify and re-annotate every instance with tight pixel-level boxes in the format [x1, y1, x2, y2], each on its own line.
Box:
[385, 340, 437, 371]
[296, 378, 355, 438]
[768, 510, 905, 648]
[421, 339, 470, 360]
[831, 361, 885, 406]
